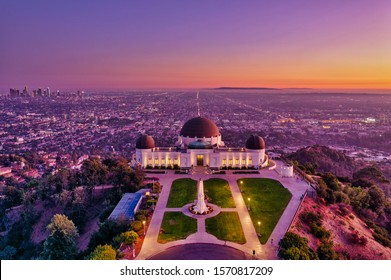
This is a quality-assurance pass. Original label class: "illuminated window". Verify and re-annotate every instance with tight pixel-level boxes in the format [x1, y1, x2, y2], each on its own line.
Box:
[222, 159, 227, 165]
[161, 159, 165, 164]
[241, 159, 246, 164]
[154, 159, 159, 165]
[235, 159, 239, 165]
[174, 159, 178, 164]
[148, 159, 152, 164]
[248, 159, 253, 164]
[229, 159, 233, 165]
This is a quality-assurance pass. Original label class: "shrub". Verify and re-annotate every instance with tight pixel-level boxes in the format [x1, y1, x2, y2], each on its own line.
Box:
[317, 241, 339, 260]
[366, 221, 391, 248]
[373, 233, 391, 248]
[130, 220, 143, 232]
[337, 203, 352, 216]
[335, 191, 350, 205]
[310, 222, 331, 240]
[278, 232, 318, 260]
[350, 232, 368, 246]
[88, 244, 116, 260]
[280, 247, 311, 260]
[299, 211, 322, 225]
[135, 214, 146, 222]
[119, 231, 139, 245]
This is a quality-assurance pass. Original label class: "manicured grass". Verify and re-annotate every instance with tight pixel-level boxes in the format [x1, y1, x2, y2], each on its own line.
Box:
[206, 212, 246, 244]
[166, 178, 197, 208]
[158, 212, 197, 243]
[204, 178, 235, 208]
[238, 178, 292, 244]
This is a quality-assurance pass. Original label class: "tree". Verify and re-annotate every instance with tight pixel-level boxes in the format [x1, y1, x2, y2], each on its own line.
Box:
[41, 214, 79, 260]
[367, 185, 386, 214]
[88, 244, 116, 260]
[0, 246, 17, 260]
[132, 165, 145, 187]
[335, 191, 350, 205]
[316, 179, 328, 198]
[119, 231, 139, 245]
[3, 186, 23, 208]
[322, 172, 340, 191]
[81, 157, 108, 200]
[87, 220, 128, 253]
[112, 158, 138, 192]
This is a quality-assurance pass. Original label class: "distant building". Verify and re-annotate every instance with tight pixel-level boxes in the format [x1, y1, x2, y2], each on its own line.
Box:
[135, 116, 269, 169]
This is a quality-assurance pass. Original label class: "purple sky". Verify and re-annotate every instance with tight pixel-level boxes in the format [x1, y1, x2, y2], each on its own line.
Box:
[1, 0, 390, 91]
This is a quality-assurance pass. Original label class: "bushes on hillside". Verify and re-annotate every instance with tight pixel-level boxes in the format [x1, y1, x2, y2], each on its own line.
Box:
[278, 232, 318, 260]
[299, 211, 322, 225]
[310, 223, 331, 240]
[317, 241, 339, 260]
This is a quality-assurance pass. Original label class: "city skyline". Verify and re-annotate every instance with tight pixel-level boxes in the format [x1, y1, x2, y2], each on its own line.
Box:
[1, 0, 391, 91]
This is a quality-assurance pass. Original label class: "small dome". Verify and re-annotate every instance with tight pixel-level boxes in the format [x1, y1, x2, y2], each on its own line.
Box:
[180, 117, 220, 138]
[136, 134, 155, 149]
[188, 140, 212, 149]
[245, 135, 265, 150]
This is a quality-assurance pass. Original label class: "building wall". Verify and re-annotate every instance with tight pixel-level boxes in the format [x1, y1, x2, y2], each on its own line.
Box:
[280, 165, 294, 177]
[136, 147, 269, 169]
[136, 148, 181, 168]
[178, 135, 223, 146]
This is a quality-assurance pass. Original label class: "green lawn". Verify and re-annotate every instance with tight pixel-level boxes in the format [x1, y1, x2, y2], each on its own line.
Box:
[238, 178, 292, 244]
[206, 212, 246, 244]
[158, 212, 197, 243]
[204, 178, 235, 208]
[166, 178, 197, 208]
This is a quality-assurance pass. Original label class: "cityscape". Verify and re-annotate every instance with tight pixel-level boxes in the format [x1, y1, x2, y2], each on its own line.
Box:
[1, 88, 390, 177]
[1, 0, 391, 267]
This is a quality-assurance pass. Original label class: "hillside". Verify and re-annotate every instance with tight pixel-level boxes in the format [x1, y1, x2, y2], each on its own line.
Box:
[290, 197, 391, 259]
[286, 145, 359, 177]
[286, 145, 391, 197]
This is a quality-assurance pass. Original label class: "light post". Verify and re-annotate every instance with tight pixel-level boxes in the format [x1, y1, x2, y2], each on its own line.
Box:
[258, 221, 261, 237]
[240, 180, 243, 192]
[142, 220, 146, 236]
[247, 197, 251, 211]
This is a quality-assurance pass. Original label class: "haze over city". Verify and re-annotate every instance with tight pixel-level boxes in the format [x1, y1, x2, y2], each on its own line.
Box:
[1, 0, 391, 91]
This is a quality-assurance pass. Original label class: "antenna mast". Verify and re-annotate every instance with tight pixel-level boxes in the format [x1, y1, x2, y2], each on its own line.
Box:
[196, 91, 200, 117]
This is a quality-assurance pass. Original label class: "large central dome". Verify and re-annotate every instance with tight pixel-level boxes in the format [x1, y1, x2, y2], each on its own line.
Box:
[180, 117, 220, 138]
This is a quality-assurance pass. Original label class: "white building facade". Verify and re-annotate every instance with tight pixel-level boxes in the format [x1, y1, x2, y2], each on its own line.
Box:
[135, 117, 269, 169]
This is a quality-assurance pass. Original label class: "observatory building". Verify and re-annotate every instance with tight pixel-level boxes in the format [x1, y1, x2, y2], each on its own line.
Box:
[135, 116, 269, 170]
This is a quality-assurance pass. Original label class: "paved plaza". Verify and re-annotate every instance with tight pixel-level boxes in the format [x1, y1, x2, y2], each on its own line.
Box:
[136, 160, 309, 260]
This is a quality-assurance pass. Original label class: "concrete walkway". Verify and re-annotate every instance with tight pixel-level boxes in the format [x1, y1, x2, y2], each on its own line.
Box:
[136, 160, 309, 260]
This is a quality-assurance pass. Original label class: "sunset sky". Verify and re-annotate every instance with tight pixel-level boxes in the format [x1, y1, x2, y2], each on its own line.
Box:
[1, 0, 390, 90]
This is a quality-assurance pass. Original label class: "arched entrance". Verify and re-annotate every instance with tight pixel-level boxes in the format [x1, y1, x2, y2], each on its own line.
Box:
[196, 154, 204, 166]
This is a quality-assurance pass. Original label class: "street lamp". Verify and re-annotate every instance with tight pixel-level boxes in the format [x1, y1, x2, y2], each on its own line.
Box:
[142, 220, 146, 236]
[258, 221, 261, 237]
[240, 180, 243, 192]
[247, 197, 251, 211]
